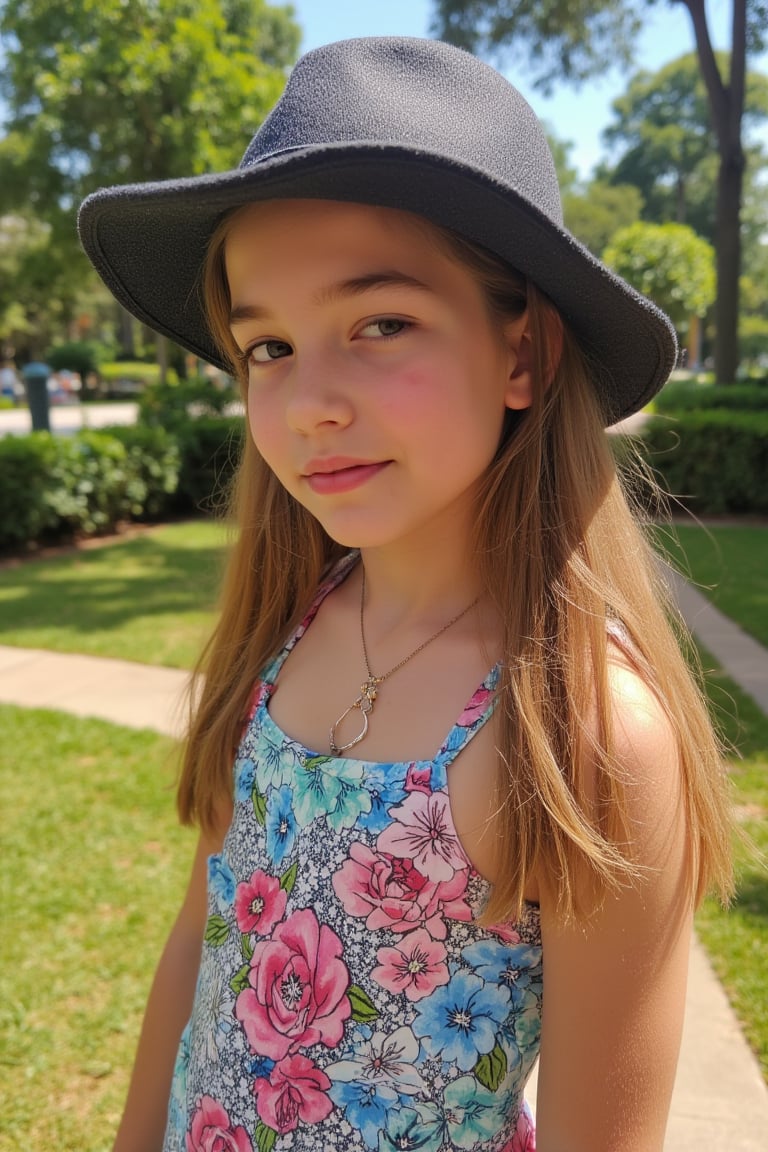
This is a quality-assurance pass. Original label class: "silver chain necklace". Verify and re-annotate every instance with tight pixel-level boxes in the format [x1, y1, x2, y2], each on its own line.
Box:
[328, 569, 479, 755]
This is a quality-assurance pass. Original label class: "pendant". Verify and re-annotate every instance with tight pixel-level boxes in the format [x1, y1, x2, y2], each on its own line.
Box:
[329, 677, 379, 755]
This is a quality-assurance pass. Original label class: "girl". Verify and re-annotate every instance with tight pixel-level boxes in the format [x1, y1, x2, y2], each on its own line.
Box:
[79, 36, 733, 1152]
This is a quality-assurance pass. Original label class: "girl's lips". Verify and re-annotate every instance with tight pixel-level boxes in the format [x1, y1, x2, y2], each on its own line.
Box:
[305, 461, 389, 494]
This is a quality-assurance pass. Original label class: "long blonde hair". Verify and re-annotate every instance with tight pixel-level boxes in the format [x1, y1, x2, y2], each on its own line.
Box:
[178, 206, 733, 924]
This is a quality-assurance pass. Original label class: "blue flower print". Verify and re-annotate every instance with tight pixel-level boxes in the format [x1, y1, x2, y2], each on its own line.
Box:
[443, 1075, 509, 1149]
[358, 763, 408, 834]
[265, 784, 297, 868]
[329, 1079, 399, 1149]
[378, 1103, 443, 1152]
[412, 969, 510, 1072]
[461, 939, 543, 1009]
[247, 1054, 276, 1079]
[234, 756, 255, 803]
[207, 853, 236, 906]
[292, 754, 368, 829]
[253, 720, 298, 792]
[166, 1020, 191, 1138]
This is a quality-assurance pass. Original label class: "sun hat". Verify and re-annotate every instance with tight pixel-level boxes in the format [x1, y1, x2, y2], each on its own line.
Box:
[78, 35, 677, 424]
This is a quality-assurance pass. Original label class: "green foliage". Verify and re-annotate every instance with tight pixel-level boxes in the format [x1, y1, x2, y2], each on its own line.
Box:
[175, 416, 244, 514]
[138, 374, 238, 428]
[47, 340, 102, 378]
[103, 425, 182, 518]
[0, 414, 242, 549]
[655, 380, 768, 413]
[431, 0, 642, 91]
[563, 180, 643, 255]
[604, 222, 715, 327]
[600, 53, 768, 242]
[640, 410, 768, 514]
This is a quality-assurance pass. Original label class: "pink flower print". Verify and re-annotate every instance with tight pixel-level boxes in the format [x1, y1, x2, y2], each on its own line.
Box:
[404, 763, 432, 793]
[254, 1053, 333, 1134]
[235, 907, 351, 1061]
[332, 842, 472, 939]
[371, 928, 449, 1001]
[186, 1096, 253, 1152]
[376, 789, 468, 882]
[457, 684, 494, 727]
[234, 870, 287, 936]
[488, 921, 523, 944]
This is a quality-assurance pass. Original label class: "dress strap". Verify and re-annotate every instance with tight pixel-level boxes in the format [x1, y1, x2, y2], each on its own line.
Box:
[430, 664, 501, 783]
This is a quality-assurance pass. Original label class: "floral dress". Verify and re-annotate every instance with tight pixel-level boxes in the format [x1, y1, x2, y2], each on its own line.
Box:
[163, 556, 543, 1152]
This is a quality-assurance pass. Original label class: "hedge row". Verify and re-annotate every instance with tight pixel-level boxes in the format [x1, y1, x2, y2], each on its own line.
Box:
[654, 380, 768, 413]
[0, 418, 243, 551]
[638, 409, 768, 515]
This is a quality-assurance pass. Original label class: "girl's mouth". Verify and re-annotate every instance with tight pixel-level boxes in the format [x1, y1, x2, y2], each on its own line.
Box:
[304, 460, 390, 494]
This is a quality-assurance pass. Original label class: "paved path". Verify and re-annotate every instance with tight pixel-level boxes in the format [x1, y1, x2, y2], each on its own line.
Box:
[1, 574, 767, 1148]
[0, 401, 139, 437]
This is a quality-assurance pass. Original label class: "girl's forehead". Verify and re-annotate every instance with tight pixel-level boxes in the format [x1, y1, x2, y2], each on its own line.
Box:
[224, 199, 443, 252]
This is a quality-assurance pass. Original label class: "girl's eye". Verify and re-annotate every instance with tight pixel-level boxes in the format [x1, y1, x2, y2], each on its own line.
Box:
[358, 318, 409, 339]
[248, 339, 293, 364]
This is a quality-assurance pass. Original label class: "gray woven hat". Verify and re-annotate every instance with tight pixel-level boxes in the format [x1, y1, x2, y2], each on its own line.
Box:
[78, 35, 677, 424]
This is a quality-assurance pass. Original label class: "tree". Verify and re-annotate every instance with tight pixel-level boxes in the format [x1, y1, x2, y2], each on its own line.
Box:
[600, 53, 768, 243]
[432, 0, 767, 383]
[563, 181, 644, 255]
[604, 221, 715, 364]
[0, 0, 300, 361]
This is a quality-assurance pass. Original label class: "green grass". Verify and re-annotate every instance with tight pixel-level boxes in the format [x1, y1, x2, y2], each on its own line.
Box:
[694, 646, 768, 1081]
[0, 705, 193, 1150]
[0, 520, 228, 668]
[657, 522, 768, 647]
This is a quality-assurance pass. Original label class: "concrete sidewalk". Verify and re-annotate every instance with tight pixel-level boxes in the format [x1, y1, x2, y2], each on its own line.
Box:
[1, 575, 767, 1149]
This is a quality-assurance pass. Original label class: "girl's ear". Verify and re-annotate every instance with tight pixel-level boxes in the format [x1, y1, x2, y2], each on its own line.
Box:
[503, 312, 533, 412]
[503, 306, 564, 410]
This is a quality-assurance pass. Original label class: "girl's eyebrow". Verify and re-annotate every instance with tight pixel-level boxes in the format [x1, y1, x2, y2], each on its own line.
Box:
[229, 270, 432, 326]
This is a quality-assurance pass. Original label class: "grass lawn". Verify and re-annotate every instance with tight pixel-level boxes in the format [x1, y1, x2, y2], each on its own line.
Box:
[0, 520, 228, 669]
[657, 521, 768, 647]
[0, 705, 193, 1150]
[694, 647, 768, 1081]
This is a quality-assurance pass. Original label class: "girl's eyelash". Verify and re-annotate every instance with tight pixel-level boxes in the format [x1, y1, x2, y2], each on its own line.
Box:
[359, 317, 410, 338]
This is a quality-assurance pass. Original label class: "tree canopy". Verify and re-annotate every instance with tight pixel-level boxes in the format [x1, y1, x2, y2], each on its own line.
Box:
[431, 0, 768, 381]
[604, 221, 715, 327]
[0, 0, 300, 359]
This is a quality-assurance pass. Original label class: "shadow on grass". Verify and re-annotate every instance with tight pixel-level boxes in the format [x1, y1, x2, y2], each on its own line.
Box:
[0, 529, 226, 637]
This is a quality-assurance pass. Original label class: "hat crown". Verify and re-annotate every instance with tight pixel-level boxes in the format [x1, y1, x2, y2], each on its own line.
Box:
[242, 36, 563, 227]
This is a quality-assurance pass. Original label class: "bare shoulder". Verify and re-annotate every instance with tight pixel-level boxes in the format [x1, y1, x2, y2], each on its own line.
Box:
[534, 643, 692, 1151]
[604, 640, 684, 858]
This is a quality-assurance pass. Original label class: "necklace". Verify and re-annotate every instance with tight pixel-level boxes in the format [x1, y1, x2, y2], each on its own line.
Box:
[329, 570, 479, 755]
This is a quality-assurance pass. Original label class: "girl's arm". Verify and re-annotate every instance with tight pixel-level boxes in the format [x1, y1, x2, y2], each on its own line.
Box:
[112, 813, 230, 1152]
[535, 661, 694, 1152]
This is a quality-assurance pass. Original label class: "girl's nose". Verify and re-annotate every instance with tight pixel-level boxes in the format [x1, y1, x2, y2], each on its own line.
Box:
[285, 358, 355, 435]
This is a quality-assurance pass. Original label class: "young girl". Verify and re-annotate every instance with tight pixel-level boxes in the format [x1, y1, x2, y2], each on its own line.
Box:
[79, 36, 733, 1152]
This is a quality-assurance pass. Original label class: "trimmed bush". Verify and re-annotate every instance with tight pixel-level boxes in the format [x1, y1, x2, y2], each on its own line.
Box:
[640, 410, 768, 514]
[105, 424, 181, 519]
[655, 380, 768, 413]
[138, 375, 238, 429]
[0, 434, 61, 547]
[175, 416, 244, 514]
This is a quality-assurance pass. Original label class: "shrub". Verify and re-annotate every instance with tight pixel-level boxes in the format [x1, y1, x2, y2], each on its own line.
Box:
[0, 434, 60, 547]
[47, 340, 110, 379]
[138, 375, 238, 429]
[98, 362, 178, 389]
[655, 379, 768, 413]
[104, 424, 181, 519]
[640, 410, 768, 514]
[174, 416, 244, 514]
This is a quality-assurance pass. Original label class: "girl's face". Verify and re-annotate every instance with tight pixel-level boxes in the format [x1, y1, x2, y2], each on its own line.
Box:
[225, 200, 530, 551]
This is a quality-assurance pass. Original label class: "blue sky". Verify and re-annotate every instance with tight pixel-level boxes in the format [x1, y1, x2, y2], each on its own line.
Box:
[290, 0, 760, 179]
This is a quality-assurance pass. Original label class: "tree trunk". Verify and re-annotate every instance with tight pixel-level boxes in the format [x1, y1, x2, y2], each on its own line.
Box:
[157, 333, 168, 385]
[681, 0, 746, 383]
[714, 147, 744, 382]
[116, 303, 136, 358]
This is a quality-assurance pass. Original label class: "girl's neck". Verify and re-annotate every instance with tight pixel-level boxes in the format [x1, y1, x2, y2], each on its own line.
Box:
[357, 535, 483, 631]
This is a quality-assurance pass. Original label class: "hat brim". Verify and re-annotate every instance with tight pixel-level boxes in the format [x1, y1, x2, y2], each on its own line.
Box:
[78, 143, 677, 424]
